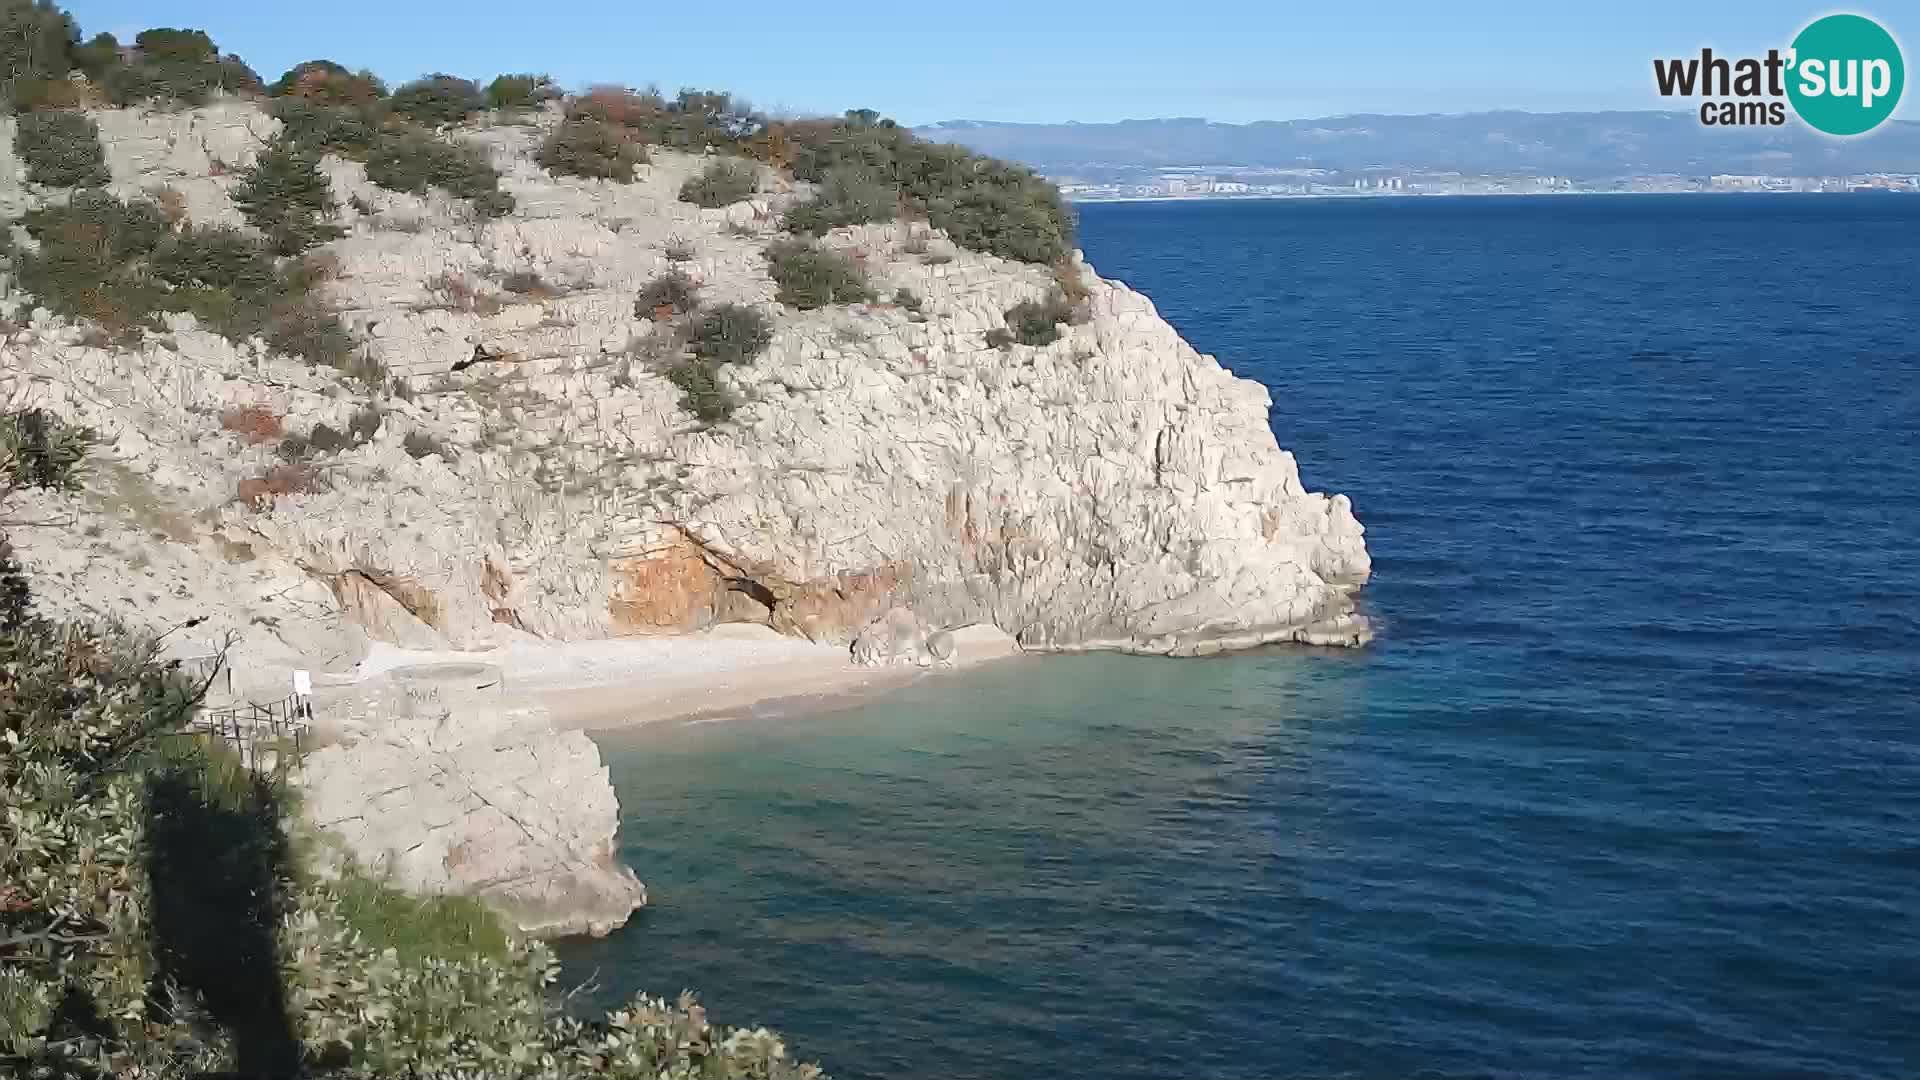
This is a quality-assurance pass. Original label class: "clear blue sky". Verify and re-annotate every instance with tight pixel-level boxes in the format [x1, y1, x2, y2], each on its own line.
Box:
[63, 1, 1915, 125]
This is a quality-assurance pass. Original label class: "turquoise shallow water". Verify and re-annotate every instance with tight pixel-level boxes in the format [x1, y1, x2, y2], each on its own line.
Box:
[561, 195, 1920, 1079]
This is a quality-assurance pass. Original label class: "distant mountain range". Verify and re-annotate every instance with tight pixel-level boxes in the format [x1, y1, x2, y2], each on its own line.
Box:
[916, 112, 1920, 178]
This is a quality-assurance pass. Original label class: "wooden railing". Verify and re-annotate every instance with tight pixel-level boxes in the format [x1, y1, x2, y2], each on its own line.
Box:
[190, 693, 310, 771]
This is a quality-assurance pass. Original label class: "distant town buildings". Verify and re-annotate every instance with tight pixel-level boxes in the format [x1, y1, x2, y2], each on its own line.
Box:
[1051, 168, 1919, 202]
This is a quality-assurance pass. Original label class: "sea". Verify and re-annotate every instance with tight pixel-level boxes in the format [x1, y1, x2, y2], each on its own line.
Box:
[559, 195, 1920, 1080]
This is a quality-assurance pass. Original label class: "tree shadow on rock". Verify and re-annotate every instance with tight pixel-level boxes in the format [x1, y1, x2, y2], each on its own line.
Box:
[143, 755, 302, 1079]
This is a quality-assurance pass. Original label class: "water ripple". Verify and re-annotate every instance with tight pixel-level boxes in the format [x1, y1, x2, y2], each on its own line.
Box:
[562, 196, 1920, 1080]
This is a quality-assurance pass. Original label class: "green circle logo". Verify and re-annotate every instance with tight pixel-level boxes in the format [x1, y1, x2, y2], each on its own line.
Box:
[1787, 14, 1905, 136]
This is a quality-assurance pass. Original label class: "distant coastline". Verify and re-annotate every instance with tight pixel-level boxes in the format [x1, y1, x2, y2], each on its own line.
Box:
[1066, 188, 1916, 205]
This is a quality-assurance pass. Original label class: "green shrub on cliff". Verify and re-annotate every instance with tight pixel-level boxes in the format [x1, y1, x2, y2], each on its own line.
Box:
[0, 11, 253, 112]
[642, 302, 773, 423]
[636, 269, 701, 319]
[233, 135, 345, 254]
[0, 408, 90, 494]
[786, 117, 1074, 263]
[1004, 290, 1078, 346]
[69, 30, 116, 79]
[388, 72, 484, 126]
[150, 224, 280, 296]
[566, 86, 765, 152]
[12, 108, 109, 186]
[486, 72, 556, 111]
[665, 357, 736, 423]
[130, 26, 214, 64]
[265, 286, 360, 372]
[765, 238, 870, 310]
[269, 96, 386, 158]
[365, 130, 514, 217]
[269, 59, 387, 105]
[0, 413, 820, 1077]
[924, 173, 1075, 265]
[538, 118, 645, 181]
[9, 191, 355, 367]
[688, 303, 774, 365]
[0, 1, 80, 108]
[783, 167, 899, 235]
[100, 26, 262, 106]
[12, 192, 170, 337]
[660, 89, 763, 148]
[678, 158, 758, 208]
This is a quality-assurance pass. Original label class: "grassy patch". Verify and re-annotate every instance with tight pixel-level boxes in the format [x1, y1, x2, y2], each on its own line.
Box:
[329, 861, 514, 965]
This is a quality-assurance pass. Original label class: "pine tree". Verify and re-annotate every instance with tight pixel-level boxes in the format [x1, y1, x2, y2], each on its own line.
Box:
[232, 135, 344, 255]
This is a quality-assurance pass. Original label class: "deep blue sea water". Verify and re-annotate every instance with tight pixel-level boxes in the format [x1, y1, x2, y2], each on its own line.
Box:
[561, 195, 1920, 1079]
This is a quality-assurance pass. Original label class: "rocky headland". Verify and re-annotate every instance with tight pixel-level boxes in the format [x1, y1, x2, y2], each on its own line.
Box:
[0, 94, 1369, 938]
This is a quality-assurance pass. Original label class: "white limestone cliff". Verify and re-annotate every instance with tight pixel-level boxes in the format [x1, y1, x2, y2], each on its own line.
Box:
[0, 101, 1371, 932]
[4, 103, 1369, 656]
[300, 663, 646, 937]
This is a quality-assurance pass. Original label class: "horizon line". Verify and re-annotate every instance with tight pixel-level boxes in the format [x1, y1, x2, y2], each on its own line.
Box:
[914, 107, 1920, 128]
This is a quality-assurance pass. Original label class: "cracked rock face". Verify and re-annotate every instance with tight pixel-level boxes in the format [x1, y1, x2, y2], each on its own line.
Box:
[0, 101, 1370, 660]
[298, 665, 646, 937]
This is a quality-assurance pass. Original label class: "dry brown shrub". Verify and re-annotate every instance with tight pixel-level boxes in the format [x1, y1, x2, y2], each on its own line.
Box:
[219, 405, 284, 443]
[1050, 257, 1091, 306]
[42, 79, 87, 108]
[150, 186, 190, 226]
[293, 68, 383, 106]
[214, 535, 257, 562]
[566, 86, 665, 133]
[422, 271, 503, 316]
[236, 464, 319, 507]
[743, 121, 793, 167]
[298, 249, 343, 283]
